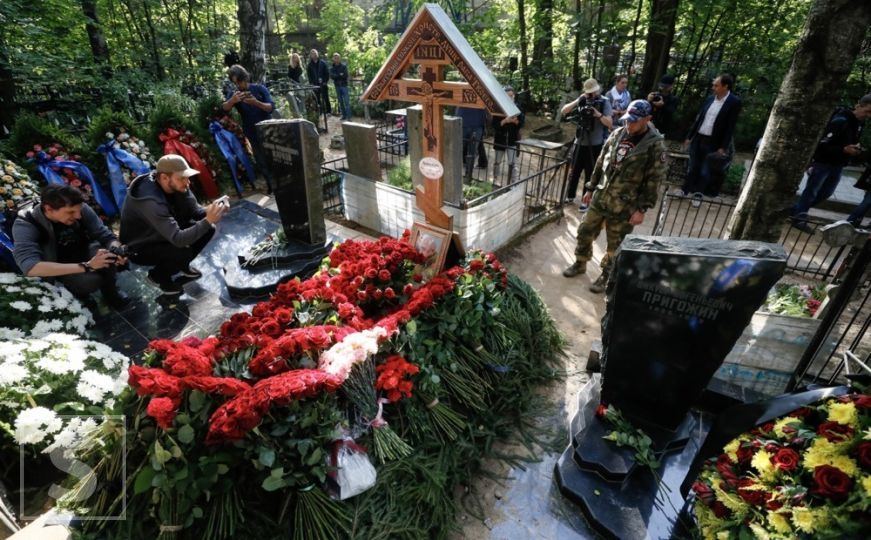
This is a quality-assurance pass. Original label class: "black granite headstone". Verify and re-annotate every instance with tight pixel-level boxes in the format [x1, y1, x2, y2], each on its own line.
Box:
[601, 235, 786, 431]
[255, 119, 327, 244]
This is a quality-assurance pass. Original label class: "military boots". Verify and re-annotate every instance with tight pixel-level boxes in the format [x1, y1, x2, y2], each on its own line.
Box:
[589, 272, 609, 293]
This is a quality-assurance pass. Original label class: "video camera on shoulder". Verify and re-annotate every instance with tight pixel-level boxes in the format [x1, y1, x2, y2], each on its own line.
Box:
[566, 94, 605, 133]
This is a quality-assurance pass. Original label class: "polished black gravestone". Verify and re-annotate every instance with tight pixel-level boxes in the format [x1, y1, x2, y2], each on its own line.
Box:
[556, 235, 786, 539]
[223, 119, 329, 300]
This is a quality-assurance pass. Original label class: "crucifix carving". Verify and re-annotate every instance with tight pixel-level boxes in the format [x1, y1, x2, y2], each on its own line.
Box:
[362, 4, 520, 232]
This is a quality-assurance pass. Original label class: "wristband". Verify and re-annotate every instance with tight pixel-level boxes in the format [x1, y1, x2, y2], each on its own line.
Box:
[79, 262, 94, 273]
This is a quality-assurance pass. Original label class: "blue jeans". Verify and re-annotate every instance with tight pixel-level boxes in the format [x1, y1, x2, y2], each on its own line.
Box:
[336, 85, 351, 120]
[790, 162, 843, 216]
[682, 136, 716, 194]
[847, 190, 871, 225]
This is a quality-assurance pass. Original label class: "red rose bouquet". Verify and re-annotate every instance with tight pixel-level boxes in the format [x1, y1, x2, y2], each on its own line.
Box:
[692, 393, 871, 538]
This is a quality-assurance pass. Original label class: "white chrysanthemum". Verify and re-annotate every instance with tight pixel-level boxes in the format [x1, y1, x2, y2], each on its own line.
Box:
[6, 286, 21, 293]
[76, 370, 115, 403]
[30, 319, 64, 337]
[23, 287, 43, 295]
[14, 407, 63, 445]
[42, 416, 99, 457]
[0, 363, 28, 386]
[37, 304, 53, 313]
[0, 273, 20, 284]
[9, 301, 31, 311]
[26, 339, 50, 352]
[45, 333, 78, 345]
[0, 327, 25, 340]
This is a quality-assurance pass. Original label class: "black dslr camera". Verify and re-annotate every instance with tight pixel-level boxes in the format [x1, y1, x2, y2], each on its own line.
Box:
[108, 244, 130, 258]
[568, 95, 605, 133]
[650, 92, 663, 103]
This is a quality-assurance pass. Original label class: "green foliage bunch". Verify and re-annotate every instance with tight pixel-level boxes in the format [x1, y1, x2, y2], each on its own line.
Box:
[6, 114, 81, 162]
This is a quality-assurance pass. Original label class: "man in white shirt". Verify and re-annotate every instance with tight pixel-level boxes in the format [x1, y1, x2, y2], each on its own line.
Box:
[681, 74, 742, 198]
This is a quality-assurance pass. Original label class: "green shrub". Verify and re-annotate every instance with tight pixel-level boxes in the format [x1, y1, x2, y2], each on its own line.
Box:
[722, 163, 746, 195]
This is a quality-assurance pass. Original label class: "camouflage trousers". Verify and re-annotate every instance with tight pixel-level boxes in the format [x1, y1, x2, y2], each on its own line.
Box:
[573, 206, 635, 276]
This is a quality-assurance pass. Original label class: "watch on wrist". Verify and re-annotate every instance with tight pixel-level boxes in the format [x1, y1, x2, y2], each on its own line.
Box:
[79, 262, 94, 273]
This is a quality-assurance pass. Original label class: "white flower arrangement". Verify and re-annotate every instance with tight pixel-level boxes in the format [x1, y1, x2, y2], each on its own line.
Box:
[0, 273, 93, 337]
[0, 159, 38, 210]
[0, 333, 129, 454]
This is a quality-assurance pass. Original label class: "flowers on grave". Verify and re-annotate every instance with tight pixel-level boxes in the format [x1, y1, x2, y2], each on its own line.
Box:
[595, 403, 660, 470]
[0, 333, 129, 456]
[97, 129, 155, 209]
[0, 273, 93, 337]
[375, 354, 419, 403]
[764, 283, 826, 318]
[27, 143, 117, 218]
[104, 129, 157, 171]
[692, 394, 871, 539]
[0, 159, 39, 211]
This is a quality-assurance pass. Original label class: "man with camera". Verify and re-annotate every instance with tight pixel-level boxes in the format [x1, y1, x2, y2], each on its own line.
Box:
[12, 184, 131, 309]
[647, 74, 679, 138]
[562, 100, 667, 293]
[223, 64, 276, 193]
[561, 78, 613, 209]
[120, 155, 229, 296]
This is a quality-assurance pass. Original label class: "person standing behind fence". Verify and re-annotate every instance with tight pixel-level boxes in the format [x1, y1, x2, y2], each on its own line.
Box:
[287, 53, 303, 84]
[605, 75, 631, 127]
[492, 87, 525, 184]
[682, 74, 741, 200]
[331, 53, 352, 121]
[456, 106, 488, 180]
[647, 74, 679, 138]
[222, 64, 275, 193]
[307, 50, 331, 116]
[561, 78, 613, 209]
[789, 95, 871, 226]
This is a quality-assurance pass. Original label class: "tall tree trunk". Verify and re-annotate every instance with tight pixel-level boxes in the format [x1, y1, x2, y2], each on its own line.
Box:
[572, 0, 582, 89]
[531, 0, 554, 78]
[590, 0, 605, 81]
[517, 0, 530, 98]
[238, 0, 267, 83]
[628, 0, 644, 78]
[81, 0, 112, 77]
[141, 0, 165, 80]
[726, 0, 871, 242]
[640, 0, 679, 94]
[0, 30, 16, 135]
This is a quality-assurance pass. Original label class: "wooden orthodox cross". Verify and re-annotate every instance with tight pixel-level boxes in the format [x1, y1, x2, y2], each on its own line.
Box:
[362, 3, 520, 231]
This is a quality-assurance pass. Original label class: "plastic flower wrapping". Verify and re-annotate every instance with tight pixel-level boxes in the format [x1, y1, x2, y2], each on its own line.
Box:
[692, 393, 871, 539]
[0, 272, 94, 337]
[0, 159, 39, 211]
[0, 333, 130, 456]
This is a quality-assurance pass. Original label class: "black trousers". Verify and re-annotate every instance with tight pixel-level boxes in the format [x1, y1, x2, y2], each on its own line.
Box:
[130, 228, 214, 283]
[566, 143, 602, 200]
[57, 244, 117, 298]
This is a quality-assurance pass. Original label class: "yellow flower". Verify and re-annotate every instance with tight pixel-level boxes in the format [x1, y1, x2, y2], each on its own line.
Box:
[791, 506, 829, 534]
[751, 449, 777, 482]
[773, 416, 801, 439]
[694, 503, 724, 540]
[0, 186, 6, 195]
[767, 511, 792, 534]
[1, 174, 12, 183]
[713, 482, 749, 515]
[803, 438, 859, 476]
[723, 437, 743, 462]
[11, 188, 22, 196]
[861, 475, 871, 496]
[749, 522, 769, 539]
[827, 401, 858, 426]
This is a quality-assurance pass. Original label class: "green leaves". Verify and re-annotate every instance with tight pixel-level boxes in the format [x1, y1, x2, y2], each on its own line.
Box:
[258, 447, 276, 468]
[177, 425, 195, 445]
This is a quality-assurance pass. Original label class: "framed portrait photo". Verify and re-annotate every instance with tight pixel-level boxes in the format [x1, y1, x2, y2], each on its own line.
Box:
[410, 222, 453, 281]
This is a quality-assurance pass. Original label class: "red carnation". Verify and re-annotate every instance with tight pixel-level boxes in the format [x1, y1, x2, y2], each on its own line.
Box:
[364, 267, 378, 280]
[854, 441, 871, 469]
[128, 366, 184, 398]
[736, 443, 755, 464]
[274, 308, 293, 325]
[403, 283, 414, 295]
[337, 302, 356, 319]
[711, 501, 731, 519]
[146, 397, 178, 429]
[469, 259, 485, 272]
[811, 465, 853, 502]
[163, 347, 213, 378]
[595, 404, 608, 418]
[378, 269, 391, 281]
[260, 318, 283, 338]
[692, 481, 715, 506]
[817, 421, 854, 442]
[771, 448, 800, 472]
[715, 454, 738, 488]
[384, 287, 396, 299]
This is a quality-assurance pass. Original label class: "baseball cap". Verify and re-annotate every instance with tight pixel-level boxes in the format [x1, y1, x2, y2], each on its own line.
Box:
[620, 99, 653, 123]
[156, 154, 199, 177]
[659, 74, 675, 87]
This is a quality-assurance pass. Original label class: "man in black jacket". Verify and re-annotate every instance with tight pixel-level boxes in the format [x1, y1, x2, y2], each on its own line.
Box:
[330, 53, 352, 121]
[790, 94, 871, 220]
[682, 74, 742, 198]
[120, 155, 228, 295]
[307, 49, 331, 117]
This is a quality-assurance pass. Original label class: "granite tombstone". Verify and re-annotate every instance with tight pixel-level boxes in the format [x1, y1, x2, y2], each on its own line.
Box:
[600, 235, 787, 431]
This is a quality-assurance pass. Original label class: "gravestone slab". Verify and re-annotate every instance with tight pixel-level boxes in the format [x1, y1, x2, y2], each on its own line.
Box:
[601, 235, 786, 431]
[256, 119, 326, 244]
[342, 122, 381, 180]
[408, 107, 463, 205]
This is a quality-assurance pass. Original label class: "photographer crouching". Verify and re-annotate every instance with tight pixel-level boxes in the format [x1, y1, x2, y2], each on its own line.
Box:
[561, 78, 613, 210]
[120, 155, 229, 297]
[12, 184, 131, 309]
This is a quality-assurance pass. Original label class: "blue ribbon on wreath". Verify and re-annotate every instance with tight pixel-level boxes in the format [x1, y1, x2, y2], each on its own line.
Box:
[97, 142, 151, 209]
[34, 152, 118, 216]
[210, 121, 256, 196]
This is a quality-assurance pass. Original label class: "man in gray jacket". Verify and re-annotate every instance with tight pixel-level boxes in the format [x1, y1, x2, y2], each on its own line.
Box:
[120, 155, 228, 295]
[12, 184, 130, 308]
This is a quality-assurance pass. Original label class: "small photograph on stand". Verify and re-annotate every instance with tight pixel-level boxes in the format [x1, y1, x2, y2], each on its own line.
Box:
[410, 222, 452, 281]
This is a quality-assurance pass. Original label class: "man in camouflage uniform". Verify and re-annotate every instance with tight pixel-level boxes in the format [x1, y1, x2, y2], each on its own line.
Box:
[563, 99, 667, 293]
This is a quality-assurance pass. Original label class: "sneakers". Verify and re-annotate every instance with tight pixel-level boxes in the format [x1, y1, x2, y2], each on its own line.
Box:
[691, 192, 703, 208]
[146, 270, 184, 295]
[578, 203, 589, 212]
[177, 265, 203, 279]
[562, 261, 586, 278]
[589, 273, 609, 293]
[673, 187, 687, 197]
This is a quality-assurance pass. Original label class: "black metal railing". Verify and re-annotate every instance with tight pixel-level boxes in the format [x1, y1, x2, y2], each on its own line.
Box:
[778, 217, 852, 281]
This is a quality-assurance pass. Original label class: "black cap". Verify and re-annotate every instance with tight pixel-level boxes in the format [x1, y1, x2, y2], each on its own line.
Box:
[659, 74, 675, 86]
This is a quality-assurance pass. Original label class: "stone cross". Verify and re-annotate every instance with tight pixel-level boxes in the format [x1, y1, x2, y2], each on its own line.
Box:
[362, 3, 519, 230]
